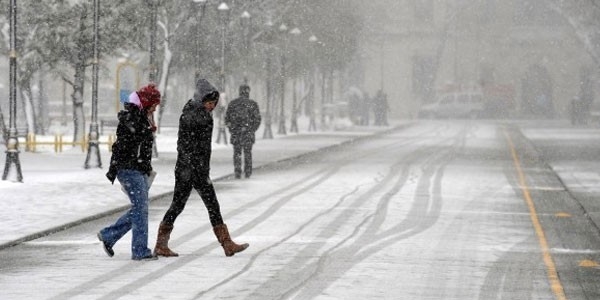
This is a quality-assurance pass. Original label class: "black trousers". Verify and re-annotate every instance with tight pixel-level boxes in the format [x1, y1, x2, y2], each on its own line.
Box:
[162, 168, 223, 227]
[233, 141, 253, 177]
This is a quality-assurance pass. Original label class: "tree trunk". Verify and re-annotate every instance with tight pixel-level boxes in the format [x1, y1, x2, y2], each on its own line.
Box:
[36, 74, 47, 135]
[19, 84, 36, 136]
[156, 19, 173, 132]
[71, 6, 88, 144]
[156, 54, 172, 132]
[71, 63, 86, 144]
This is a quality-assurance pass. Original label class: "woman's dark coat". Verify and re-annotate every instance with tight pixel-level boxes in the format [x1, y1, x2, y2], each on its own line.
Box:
[106, 105, 154, 183]
[175, 79, 219, 177]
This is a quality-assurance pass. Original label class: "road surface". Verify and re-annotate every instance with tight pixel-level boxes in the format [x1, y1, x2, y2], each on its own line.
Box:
[1, 120, 599, 299]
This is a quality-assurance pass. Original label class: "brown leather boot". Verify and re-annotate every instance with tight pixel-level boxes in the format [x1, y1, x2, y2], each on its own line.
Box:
[213, 224, 249, 257]
[153, 221, 179, 257]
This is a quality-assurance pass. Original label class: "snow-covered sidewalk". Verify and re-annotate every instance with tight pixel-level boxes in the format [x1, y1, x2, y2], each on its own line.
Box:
[0, 123, 400, 248]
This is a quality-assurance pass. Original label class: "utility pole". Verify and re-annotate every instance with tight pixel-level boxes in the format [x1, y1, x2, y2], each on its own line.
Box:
[262, 20, 274, 139]
[3, 0, 23, 182]
[215, 2, 230, 145]
[84, 0, 102, 169]
[149, 0, 159, 157]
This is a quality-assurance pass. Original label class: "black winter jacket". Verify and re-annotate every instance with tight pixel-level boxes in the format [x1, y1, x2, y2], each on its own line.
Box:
[175, 80, 219, 176]
[224, 96, 261, 145]
[106, 105, 154, 183]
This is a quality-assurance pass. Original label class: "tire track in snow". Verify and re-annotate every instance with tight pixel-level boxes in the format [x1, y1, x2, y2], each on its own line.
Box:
[49, 125, 447, 300]
[278, 126, 466, 300]
[205, 126, 465, 299]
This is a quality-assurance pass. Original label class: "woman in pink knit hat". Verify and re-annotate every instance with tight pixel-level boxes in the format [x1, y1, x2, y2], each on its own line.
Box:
[97, 84, 161, 261]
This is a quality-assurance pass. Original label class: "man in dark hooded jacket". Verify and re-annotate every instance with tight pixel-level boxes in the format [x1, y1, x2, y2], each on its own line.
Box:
[224, 84, 261, 179]
[153, 79, 249, 258]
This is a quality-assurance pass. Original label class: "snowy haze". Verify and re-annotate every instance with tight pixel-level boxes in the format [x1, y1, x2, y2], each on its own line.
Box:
[1, 1, 600, 298]
[3, 1, 600, 140]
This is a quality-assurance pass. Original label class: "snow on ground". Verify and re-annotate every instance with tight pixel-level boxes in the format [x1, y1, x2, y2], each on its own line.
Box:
[0, 119, 396, 247]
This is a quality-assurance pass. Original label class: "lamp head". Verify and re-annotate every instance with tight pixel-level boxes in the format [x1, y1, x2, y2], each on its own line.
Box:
[217, 2, 230, 11]
[279, 23, 288, 32]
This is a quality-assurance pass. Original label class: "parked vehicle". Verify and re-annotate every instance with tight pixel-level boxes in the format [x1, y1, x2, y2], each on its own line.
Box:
[418, 91, 485, 119]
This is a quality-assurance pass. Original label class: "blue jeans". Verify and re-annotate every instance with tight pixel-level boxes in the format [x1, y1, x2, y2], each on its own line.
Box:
[99, 169, 152, 259]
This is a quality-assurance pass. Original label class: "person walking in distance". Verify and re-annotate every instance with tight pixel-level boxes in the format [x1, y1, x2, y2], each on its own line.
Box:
[225, 84, 262, 179]
[153, 79, 249, 257]
[98, 84, 161, 261]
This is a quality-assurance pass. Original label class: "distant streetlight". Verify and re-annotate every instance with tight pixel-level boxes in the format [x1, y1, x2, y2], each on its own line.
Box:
[215, 2, 230, 145]
[262, 20, 274, 139]
[148, 0, 158, 83]
[319, 41, 327, 128]
[240, 10, 251, 84]
[84, 0, 101, 169]
[307, 34, 318, 132]
[148, 0, 159, 157]
[277, 23, 288, 135]
[2, 0, 22, 182]
[193, 0, 208, 83]
[240, 11, 251, 19]
[289, 27, 301, 134]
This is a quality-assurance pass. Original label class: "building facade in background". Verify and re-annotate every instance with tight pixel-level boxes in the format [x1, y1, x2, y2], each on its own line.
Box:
[354, 0, 599, 119]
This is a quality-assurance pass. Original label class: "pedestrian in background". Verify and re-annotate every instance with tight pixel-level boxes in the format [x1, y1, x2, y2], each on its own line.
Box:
[153, 79, 249, 257]
[361, 92, 371, 126]
[373, 90, 390, 126]
[98, 84, 161, 261]
[225, 84, 262, 179]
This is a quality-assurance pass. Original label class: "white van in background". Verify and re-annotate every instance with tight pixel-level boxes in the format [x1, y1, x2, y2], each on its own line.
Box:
[418, 91, 485, 119]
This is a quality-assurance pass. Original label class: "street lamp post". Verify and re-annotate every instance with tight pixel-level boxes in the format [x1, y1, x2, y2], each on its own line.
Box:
[277, 23, 288, 135]
[149, 0, 158, 83]
[289, 27, 301, 134]
[320, 42, 327, 129]
[193, 0, 208, 83]
[148, 0, 159, 157]
[380, 37, 385, 92]
[2, 0, 22, 182]
[84, 0, 102, 169]
[307, 34, 318, 132]
[240, 11, 251, 84]
[192, 0, 208, 83]
[215, 2, 229, 144]
[262, 20, 274, 139]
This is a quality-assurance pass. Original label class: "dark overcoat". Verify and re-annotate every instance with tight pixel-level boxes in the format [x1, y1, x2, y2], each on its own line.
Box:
[224, 97, 261, 145]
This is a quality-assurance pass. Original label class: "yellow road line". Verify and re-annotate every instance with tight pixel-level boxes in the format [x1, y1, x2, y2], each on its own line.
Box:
[503, 130, 567, 300]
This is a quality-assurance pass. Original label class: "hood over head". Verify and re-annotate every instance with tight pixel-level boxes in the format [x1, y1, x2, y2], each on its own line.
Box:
[193, 79, 220, 104]
[126, 91, 142, 109]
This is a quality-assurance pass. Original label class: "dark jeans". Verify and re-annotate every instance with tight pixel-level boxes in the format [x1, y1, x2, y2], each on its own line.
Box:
[233, 141, 253, 178]
[162, 168, 224, 227]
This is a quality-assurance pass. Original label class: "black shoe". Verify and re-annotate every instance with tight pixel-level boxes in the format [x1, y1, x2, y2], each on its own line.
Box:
[245, 173, 251, 178]
[132, 254, 158, 261]
[234, 173, 241, 179]
[97, 232, 114, 257]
